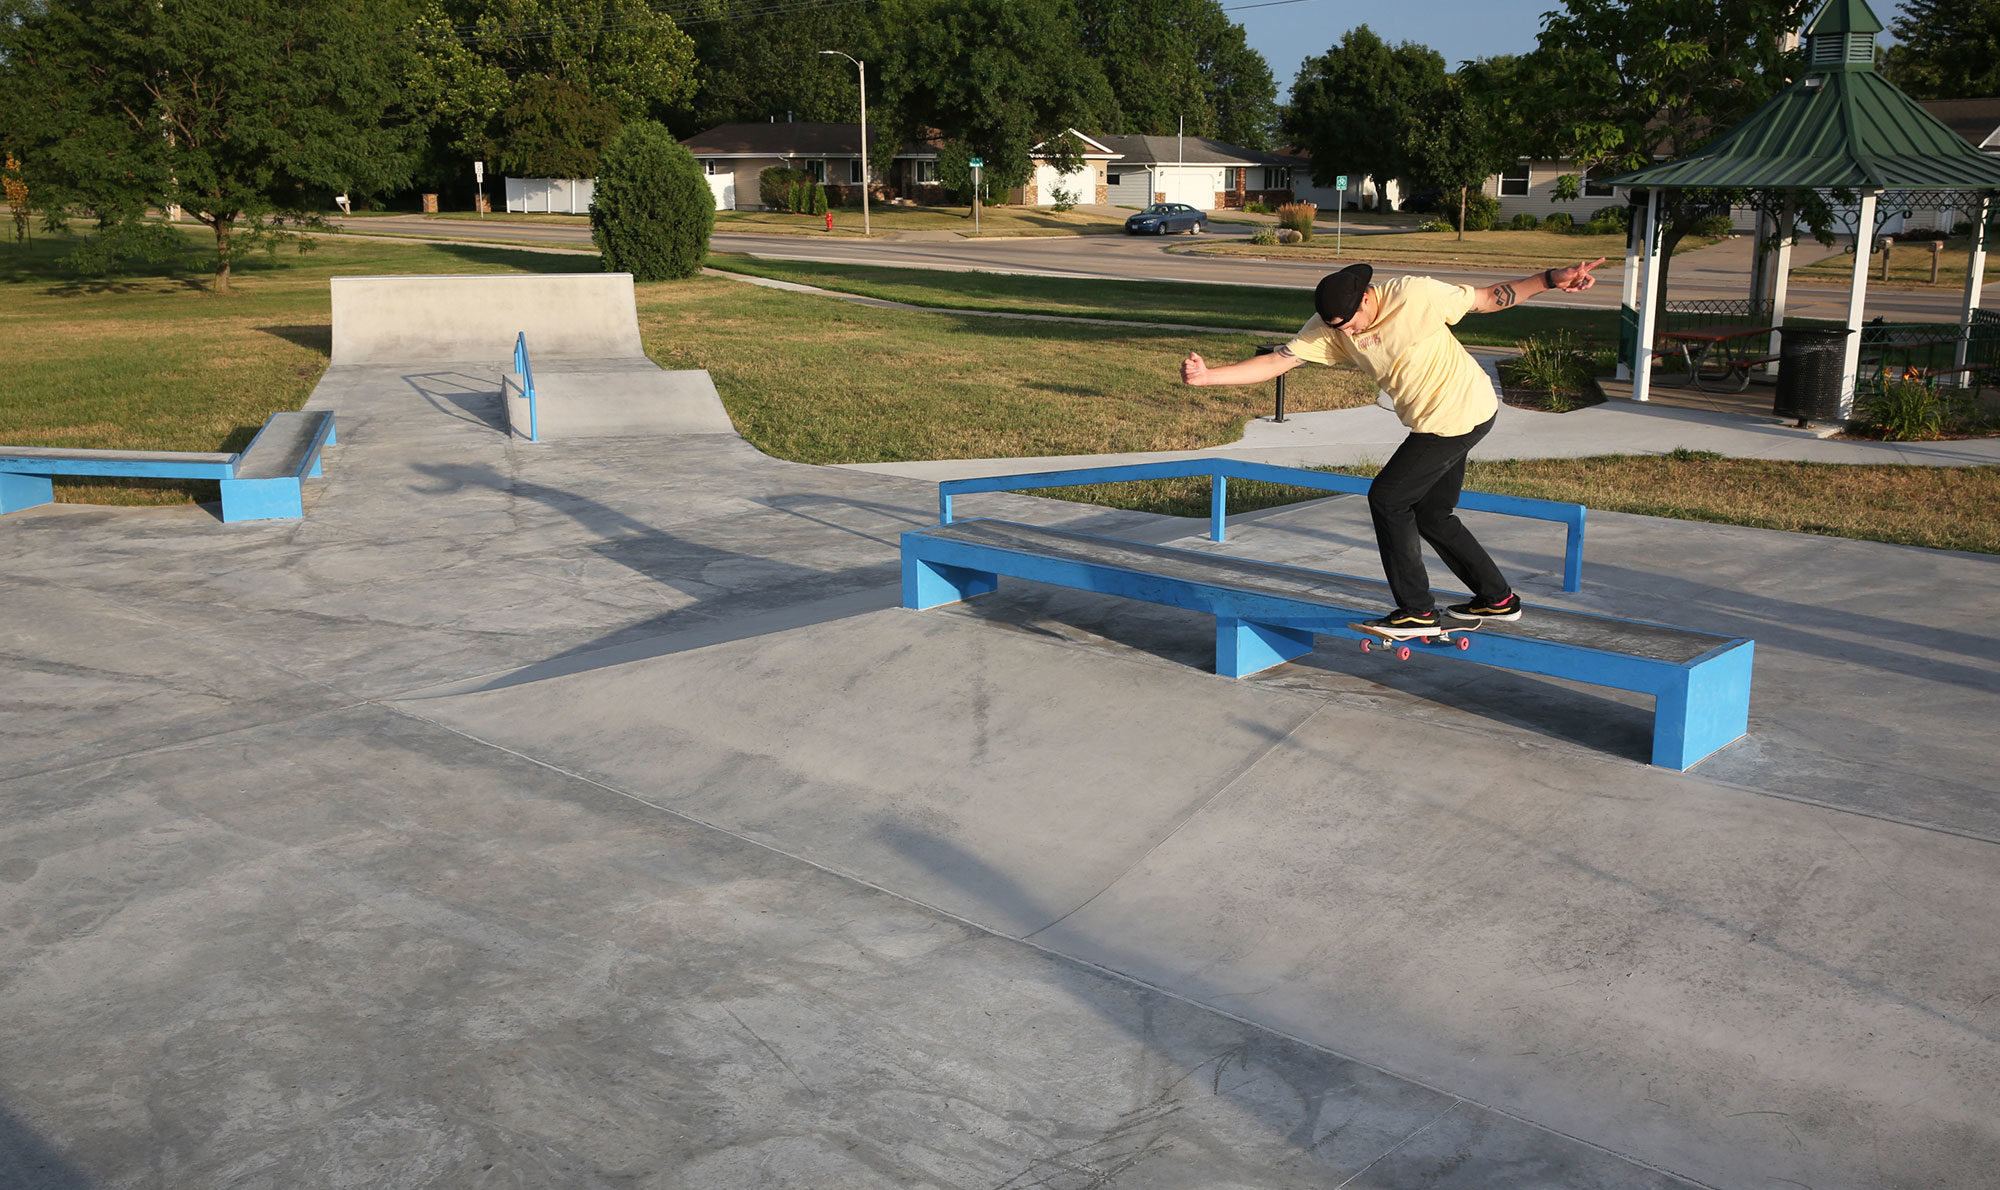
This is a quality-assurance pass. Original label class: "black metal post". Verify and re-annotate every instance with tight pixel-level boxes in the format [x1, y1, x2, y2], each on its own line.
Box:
[1255, 342, 1287, 422]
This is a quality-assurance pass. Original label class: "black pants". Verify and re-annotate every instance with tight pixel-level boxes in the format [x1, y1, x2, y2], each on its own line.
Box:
[1367, 414, 1510, 613]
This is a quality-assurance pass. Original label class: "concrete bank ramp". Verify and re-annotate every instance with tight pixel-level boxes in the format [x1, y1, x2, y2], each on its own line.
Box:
[330, 272, 733, 439]
[331, 272, 645, 364]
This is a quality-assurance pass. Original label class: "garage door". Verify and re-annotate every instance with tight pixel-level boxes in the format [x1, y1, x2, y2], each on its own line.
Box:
[1155, 168, 1220, 210]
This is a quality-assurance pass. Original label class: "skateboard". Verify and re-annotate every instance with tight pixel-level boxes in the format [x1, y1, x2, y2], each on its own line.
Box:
[1348, 618, 1480, 661]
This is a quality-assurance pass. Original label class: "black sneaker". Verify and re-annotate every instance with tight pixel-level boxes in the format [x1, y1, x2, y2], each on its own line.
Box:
[1445, 592, 1523, 622]
[1360, 608, 1442, 639]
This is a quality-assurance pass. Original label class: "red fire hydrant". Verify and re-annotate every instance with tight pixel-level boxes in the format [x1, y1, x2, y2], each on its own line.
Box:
[825, 212, 834, 232]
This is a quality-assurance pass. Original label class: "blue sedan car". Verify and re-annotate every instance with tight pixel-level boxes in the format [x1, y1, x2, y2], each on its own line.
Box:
[1124, 203, 1206, 235]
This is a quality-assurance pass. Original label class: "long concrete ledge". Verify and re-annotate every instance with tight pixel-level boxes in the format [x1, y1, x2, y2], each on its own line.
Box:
[330, 273, 645, 365]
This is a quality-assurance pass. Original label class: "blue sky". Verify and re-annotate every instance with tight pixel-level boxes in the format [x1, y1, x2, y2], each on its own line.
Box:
[1231, 0, 1557, 93]
[1232, 0, 1901, 99]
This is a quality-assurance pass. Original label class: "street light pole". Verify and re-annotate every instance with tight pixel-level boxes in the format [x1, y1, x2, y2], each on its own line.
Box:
[819, 50, 869, 238]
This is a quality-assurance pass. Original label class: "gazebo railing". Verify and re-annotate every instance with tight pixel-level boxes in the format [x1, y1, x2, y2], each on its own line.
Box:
[1661, 298, 1774, 335]
[1859, 313, 2000, 392]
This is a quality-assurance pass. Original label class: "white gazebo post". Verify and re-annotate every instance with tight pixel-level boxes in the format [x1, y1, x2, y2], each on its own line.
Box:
[1839, 189, 1879, 416]
[1958, 193, 1991, 376]
[1766, 193, 1797, 375]
[1617, 194, 1642, 381]
[1632, 188, 1664, 402]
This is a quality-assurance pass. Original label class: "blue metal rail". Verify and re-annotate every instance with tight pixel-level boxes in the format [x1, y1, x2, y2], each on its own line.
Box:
[936, 457, 1588, 592]
[514, 331, 539, 442]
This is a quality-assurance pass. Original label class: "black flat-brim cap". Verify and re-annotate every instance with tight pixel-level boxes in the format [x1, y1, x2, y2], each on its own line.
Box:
[1315, 263, 1373, 327]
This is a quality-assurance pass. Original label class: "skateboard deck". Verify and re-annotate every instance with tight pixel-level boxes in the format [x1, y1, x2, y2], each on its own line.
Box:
[1349, 618, 1481, 660]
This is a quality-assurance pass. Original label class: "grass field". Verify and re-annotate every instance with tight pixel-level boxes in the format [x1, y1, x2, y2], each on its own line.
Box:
[705, 255, 1621, 348]
[2, 229, 1994, 553]
[1189, 227, 1643, 270]
[1794, 239, 1988, 289]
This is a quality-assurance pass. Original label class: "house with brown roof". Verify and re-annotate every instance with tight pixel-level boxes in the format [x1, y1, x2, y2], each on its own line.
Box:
[678, 122, 940, 210]
[1917, 98, 2000, 154]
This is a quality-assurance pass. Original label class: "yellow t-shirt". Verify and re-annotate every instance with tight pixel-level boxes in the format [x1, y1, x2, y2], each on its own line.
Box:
[1284, 275, 1498, 436]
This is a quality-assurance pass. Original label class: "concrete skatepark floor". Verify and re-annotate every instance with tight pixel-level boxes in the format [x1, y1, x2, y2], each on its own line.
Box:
[4, 295, 2000, 1187]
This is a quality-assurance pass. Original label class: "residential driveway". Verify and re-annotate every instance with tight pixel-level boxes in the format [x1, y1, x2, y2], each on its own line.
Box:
[4, 347, 1999, 1187]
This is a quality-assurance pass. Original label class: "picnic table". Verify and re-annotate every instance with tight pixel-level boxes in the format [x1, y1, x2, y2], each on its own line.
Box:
[1659, 325, 1780, 392]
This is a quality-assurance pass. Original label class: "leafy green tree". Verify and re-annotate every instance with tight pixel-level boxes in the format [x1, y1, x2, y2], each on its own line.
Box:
[1283, 28, 1446, 211]
[590, 121, 713, 281]
[1884, 0, 2000, 99]
[1535, 0, 1814, 318]
[875, 0, 1114, 199]
[495, 77, 624, 177]
[677, 1, 880, 135]
[1, 0, 421, 291]
[1072, 0, 1276, 147]
[409, 0, 697, 192]
[1406, 74, 1510, 239]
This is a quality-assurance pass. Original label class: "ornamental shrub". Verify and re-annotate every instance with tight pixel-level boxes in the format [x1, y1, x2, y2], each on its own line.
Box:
[1417, 217, 1454, 233]
[1694, 213, 1735, 237]
[1460, 189, 1501, 231]
[1508, 212, 1540, 230]
[760, 166, 811, 211]
[1586, 204, 1630, 233]
[810, 183, 828, 215]
[1542, 211, 1574, 233]
[590, 120, 714, 281]
[1275, 201, 1316, 240]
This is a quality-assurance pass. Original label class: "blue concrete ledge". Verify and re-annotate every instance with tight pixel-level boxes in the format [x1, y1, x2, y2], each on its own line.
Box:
[902, 518, 1753, 771]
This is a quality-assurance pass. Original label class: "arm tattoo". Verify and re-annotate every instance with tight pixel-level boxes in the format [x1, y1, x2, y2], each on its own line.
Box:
[1490, 283, 1518, 309]
[1276, 344, 1296, 358]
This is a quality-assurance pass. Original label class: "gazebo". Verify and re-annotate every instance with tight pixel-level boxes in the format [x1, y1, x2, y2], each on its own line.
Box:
[1611, 0, 2000, 414]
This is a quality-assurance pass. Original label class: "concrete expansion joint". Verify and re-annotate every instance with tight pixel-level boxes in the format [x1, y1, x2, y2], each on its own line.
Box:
[379, 698, 1717, 1187]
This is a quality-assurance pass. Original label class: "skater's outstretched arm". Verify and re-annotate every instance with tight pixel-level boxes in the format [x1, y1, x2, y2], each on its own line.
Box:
[1468, 258, 1606, 313]
[1181, 348, 1305, 387]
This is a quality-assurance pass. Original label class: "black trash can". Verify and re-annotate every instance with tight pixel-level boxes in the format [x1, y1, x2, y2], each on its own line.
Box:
[1773, 327, 1851, 425]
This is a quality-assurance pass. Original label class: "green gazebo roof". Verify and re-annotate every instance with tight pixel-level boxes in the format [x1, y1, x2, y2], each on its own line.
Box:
[1609, 0, 2000, 191]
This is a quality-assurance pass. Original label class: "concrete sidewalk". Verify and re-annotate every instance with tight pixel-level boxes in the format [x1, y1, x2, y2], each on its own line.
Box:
[4, 348, 2000, 1187]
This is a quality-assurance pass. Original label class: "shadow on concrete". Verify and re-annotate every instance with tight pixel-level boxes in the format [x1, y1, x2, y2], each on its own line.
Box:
[400, 464, 912, 694]
[401, 372, 508, 431]
[0, 1101, 97, 1189]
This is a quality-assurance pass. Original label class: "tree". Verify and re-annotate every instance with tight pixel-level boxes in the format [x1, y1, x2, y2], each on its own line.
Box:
[1283, 28, 1446, 212]
[495, 77, 624, 178]
[1883, 0, 2000, 99]
[1535, 0, 1815, 319]
[875, 0, 1115, 199]
[1406, 75, 1510, 239]
[1072, 0, 1277, 146]
[590, 121, 712, 281]
[409, 0, 697, 194]
[676, 1, 880, 135]
[2, 0, 422, 291]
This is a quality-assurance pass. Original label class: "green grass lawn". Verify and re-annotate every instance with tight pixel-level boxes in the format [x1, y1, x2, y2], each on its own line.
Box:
[1794, 240, 1990, 290]
[705, 254, 1621, 348]
[2, 228, 1994, 553]
[1189, 227, 1643, 270]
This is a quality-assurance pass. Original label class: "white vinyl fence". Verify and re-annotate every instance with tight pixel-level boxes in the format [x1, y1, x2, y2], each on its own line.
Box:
[504, 177, 595, 214]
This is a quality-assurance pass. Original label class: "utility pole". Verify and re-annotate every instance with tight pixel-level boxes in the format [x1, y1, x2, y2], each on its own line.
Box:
[819, 51, 870, 238]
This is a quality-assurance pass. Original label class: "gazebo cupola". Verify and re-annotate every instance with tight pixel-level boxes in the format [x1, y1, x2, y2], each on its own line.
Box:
[1800, 0, 1883, 73]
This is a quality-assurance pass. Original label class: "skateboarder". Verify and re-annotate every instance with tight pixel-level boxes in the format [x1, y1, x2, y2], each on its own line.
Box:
[1181, 258, 1604, 638]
